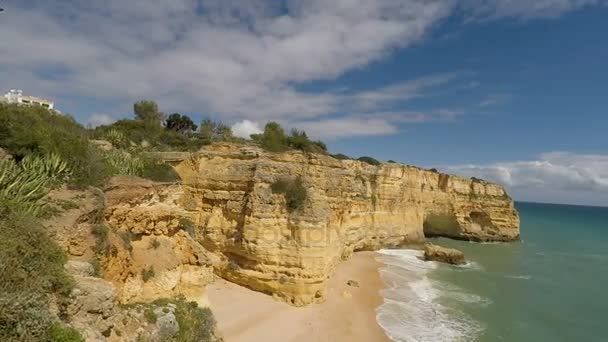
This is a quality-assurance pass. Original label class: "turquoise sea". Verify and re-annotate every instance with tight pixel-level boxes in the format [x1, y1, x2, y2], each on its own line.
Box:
[376, 202, 608, 342]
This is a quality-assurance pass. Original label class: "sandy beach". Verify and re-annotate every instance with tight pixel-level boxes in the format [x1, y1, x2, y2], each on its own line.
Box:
[207, 251, 390, 342]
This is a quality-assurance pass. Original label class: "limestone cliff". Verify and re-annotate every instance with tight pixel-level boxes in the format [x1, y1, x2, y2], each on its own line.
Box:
[111, 143, 518, 306]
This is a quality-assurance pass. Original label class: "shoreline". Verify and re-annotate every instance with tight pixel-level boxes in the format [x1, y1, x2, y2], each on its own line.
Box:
[207, 251, 390, 342]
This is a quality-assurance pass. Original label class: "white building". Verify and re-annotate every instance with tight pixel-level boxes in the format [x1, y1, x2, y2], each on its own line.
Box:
[2, 89, 55, 110]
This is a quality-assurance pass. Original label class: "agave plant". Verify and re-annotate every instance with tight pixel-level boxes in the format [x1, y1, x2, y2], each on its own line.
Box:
[103, 149, 144, 176]
[0, 154, 71, 215]
[103, 129, 127, 149]
[20, 153, 71, 185]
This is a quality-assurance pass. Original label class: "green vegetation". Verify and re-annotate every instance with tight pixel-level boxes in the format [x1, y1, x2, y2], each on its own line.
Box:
[173, 300, 217, 342]
[0, 103, 113, 188]
[166, 113, 198, 133]
[134, 100, 165, 125]
[0, 205, 82, 341]
[140, 157, 182, 182]
[271, 177, 307, 212]
[0, 153, 70, 215]
[179, 217, 196, 237]
[150, 238, 161, 249]
[252, 122, 328, 154]
[357, 156, 381, 166]
[142, 266, 156, 282]
[199, 119, 234, 142]
[49, 323, 85, 342]
[331, 153, 351, 160]
[144, 308, 158, 324]
[118, 229, 134, 252]
[91, 224, 111, 256]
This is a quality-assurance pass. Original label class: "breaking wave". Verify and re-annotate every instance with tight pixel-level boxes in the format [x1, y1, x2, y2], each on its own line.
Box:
[375, 249, 486, 342]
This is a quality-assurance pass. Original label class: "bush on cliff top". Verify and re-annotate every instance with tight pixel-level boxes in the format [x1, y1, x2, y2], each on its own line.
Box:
[251, 122, 327, 154]
[357, 156, 381, 166]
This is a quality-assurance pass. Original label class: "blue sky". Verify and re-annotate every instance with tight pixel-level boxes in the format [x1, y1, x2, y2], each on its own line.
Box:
[1, 1, 607, 206]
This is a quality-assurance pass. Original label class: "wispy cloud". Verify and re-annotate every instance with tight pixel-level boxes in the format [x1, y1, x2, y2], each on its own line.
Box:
[477, 93, 512, 108]
[444, 152, 608, 206]
[460, 0, 607, 20]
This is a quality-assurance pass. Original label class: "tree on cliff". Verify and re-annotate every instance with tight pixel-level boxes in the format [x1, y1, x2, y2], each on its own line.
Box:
[134, 100, 165, 125]
[165, 113, 197, 133]
[258, 122, 289, 152]
[199, 119, 233, 141]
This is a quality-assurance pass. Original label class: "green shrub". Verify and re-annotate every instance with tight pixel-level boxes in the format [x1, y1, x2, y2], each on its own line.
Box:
[174, 300, 218, 342]
[256, 123, 328, 154]
[179, 218, 195, 237]
[91, 224, 111, 256]
[48, 323, 85, 342]
[157, 130, 208, 152]
[94, 119, 159, 147]
[137, 297, 221, 341]
[68, 144, 114, 188]
[144, 308, 158, 324]
[199, 119, 233, 143]
[0, 205, 80, 341]
[259, 122, 289, 152]
[142, 266, 155, 282]
[271, 177, 307, 212]
[150, 238, 161, 249]
[118, 230, 134, 251]
[357, 156, 381, 166]
[140, 158, 181, 182]
[0, 104, 113, 188]
[331, 153, 351, 160]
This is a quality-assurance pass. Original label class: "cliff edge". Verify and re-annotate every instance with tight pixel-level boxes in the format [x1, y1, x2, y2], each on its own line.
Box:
[105, 143, 518, 306]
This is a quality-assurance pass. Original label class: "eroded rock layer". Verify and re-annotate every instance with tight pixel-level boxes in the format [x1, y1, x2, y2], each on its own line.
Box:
[146, 144, 520, 306]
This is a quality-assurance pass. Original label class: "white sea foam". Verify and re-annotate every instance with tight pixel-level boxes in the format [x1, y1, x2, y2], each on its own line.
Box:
[455, 261, 484, 271]
[375, 249, 485, 342]
[505, 275, 532, 280]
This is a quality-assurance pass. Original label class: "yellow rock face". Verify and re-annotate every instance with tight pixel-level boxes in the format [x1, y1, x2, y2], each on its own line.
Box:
[161, 144, 520, 306]
[103, 177, 215, 305]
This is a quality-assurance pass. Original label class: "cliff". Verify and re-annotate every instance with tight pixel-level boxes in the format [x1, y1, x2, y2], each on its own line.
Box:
[101, 143, 518, 306]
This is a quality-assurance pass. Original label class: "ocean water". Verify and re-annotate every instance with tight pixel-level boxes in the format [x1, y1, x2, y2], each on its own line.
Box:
[376, 202, 608, 342]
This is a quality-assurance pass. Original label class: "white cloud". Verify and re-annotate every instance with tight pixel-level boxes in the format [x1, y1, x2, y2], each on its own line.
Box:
[232, 120, 263, 138]
[0, 0, 603, 139]
[444, 152, 608, 206]
[294, 117, 399, 139]
[87, 113, 116, 127]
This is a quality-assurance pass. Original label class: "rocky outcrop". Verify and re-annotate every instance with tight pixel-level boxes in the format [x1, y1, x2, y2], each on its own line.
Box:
[102, 177, 216, 305]
[423, 244, 466, 265]
[115, 143, 520, 306]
